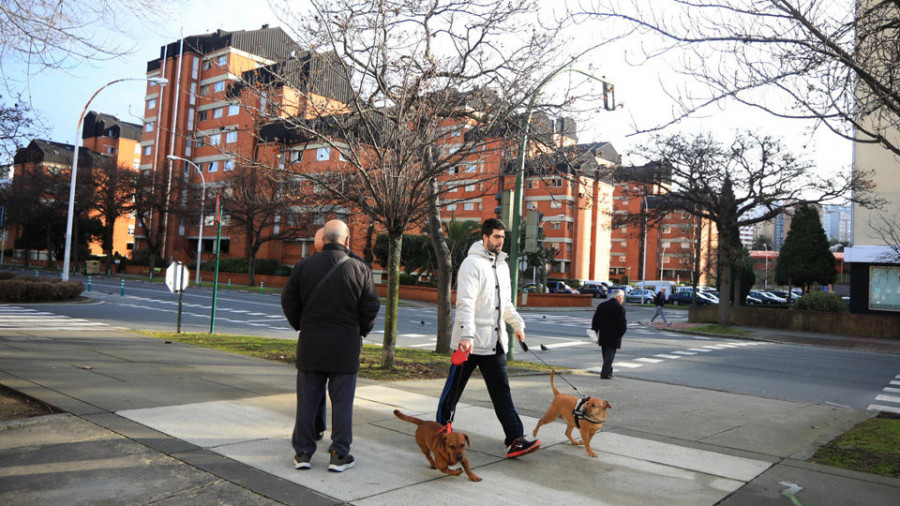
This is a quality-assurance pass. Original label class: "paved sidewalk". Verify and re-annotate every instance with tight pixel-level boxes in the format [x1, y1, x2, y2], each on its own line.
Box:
[1, 325, 899, 505]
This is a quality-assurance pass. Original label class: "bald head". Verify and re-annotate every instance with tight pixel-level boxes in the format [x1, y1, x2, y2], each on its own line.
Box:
[314, 228, 324, 252]
[322, 220, 350, 246]
[610, 289, 625, 302]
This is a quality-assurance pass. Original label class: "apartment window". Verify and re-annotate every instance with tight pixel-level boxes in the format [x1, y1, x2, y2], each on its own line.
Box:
[144, 121, 154, 132]
[550, 222, 561, 230]
[464, 202, 475, 211]
[147, 98, 156, 110]
[619, 256, 627, 262]
[227, 104, 240, 116]
[339, 150, 347, 161]
[191, 56, 199, 79]
[682, 242, 691, 248]
[189, 83, 196, 105]
[448, 185, 458, 193]
[207, 161, 219, 172]
[196, 134, 205, 147]
[143, 146, 152, 156]
[465, 184, 475, 192]
[186, 109, 194, 130]
[199, 110, 208, 122]
[184, 138, 192, 157]
[217, 55, 227, 66]
[549, 178, 563, 187]
[209, 133, 221, 145]
[449, 166, 458, 174]
[225, 131, 238, 144]
[200, 85, 210, 96]
[529, 180, 540, 189]
[202, 60, 211, 70]
[105, 146, 115, 155]
[213, 107, 223, 119]
[290, 150, 303, 163]
[465, 164, 476, 173]
[316, 147, 330, 161]
[213, 81, 225, 93]
[446, 203, 457, 211]
[224, 159, 235, 171]
[550, 201, 562, 209]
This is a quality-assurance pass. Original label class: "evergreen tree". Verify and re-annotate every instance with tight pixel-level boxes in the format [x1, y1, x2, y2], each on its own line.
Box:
[774, 205, 836, 291]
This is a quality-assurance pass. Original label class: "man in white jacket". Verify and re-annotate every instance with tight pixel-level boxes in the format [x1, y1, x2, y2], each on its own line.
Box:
[436, 218, 541, 458]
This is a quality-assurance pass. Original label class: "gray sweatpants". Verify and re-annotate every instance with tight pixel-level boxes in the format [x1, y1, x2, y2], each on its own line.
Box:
[650, 305, 669, 325]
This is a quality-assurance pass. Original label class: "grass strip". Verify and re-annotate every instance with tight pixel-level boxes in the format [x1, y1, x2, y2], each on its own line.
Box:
[138, 331, 559, 381]
[687, 324, 753, 336]
[810, 413, 900, 478]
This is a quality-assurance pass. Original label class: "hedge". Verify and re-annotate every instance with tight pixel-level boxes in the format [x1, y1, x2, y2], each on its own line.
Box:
[0, 275, 84, 302]
[795, 291, 849, 313]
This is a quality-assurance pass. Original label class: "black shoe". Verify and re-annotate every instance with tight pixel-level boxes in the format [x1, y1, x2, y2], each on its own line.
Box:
[600, 375, 611, 379]
[506, 437, 541, 458]
[316, 431, 324, 441]
[328, 451, 355, 472]
[293, 452, 311, 470]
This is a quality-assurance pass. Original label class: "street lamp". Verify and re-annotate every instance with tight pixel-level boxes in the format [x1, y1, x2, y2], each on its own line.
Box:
[61, 76, 168, 281]
[763, 243, 769, 290]
[633, 187, 649, 303]
[167, 155, 206, 285]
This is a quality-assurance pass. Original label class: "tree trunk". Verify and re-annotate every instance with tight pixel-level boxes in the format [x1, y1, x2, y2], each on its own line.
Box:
[381, 232, 403, 369]
[716, 231, 733, 325]
[426, 179, 452, 354]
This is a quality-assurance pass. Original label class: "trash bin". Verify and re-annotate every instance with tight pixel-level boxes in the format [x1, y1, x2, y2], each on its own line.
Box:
[85, 260, 101, 275]
[520, 290, 528, 305]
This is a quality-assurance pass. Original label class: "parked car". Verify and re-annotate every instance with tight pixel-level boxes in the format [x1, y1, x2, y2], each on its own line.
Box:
[671, 290, 717, 305]
[546, 281, 578, 294]
[609, 285, 633, 295]
[749, 290, 786, 304]
[745, 294, 764, 305]
[578, 283, 608, 298]
[770, 290, 800, 304]
[625, 289, 656, 304]
[521, 283, 545, 293]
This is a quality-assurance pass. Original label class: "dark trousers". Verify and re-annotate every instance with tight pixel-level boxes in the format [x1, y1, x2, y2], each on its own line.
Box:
[293, 370, 356, 457]
[316, 394, 326, 434]
[436, 347, 523, 446]
[600, 346, 617, 377]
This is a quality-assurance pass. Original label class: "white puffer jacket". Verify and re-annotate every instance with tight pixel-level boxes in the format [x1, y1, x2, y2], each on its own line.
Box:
[451, 242, 525, 355]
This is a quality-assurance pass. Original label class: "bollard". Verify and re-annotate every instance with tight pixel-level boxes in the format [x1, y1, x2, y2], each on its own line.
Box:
[227, 279, 231, 291]
[259, 281, 264, 294]
[87, 276, 92, 292]
[120, 278, 125, 296]
[35, 270, 39, 277]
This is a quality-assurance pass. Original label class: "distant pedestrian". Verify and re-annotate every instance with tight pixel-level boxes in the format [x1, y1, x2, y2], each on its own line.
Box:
[281, 220, 381, 472]
[592, 289, 627, 379]
[436, 218, 541, 458]
[649, 288, 670, 327]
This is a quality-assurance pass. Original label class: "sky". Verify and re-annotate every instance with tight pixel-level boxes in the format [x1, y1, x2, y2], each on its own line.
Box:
[9, 0, 852, 181]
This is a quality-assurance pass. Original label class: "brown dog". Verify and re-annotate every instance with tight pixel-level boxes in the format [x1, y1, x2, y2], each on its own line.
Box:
[532, 371, 611, 458]
[393, 409, 481, 481]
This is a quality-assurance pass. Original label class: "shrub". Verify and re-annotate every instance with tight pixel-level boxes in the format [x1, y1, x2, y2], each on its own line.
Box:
[796, 291, 849, 313]
[0, 278, 84, 302]
[199, 257, 285, 275]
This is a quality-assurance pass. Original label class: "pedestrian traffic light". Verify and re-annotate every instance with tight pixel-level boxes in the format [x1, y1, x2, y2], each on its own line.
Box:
[603, 81, 615, 111]
[494, 190, 514, 226]
[524, 212, 543, 252]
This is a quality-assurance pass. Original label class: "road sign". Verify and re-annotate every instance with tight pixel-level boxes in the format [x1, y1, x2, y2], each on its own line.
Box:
[165, 261, 190, 294]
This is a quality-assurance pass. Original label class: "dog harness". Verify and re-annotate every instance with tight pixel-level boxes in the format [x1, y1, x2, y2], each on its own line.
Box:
[572, 397, 605, 429]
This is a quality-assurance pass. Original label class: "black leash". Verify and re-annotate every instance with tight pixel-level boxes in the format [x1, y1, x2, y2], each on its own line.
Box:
[518, 340, 586, 397]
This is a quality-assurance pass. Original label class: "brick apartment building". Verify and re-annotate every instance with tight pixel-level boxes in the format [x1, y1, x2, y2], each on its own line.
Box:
[5, 25, 717, 288]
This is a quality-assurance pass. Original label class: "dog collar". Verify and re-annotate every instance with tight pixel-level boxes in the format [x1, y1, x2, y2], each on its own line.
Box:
[437, 422, 453, 434]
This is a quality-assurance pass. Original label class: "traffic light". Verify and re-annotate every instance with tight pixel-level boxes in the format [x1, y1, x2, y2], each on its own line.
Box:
[603, 81, 615, 111]
[494, 190, 514, 226]
[524, 212, 543, 252]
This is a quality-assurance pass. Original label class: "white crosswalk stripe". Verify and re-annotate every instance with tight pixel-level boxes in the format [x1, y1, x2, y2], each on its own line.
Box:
[868, 374, 900, 415]
[0, 306, 123, 331]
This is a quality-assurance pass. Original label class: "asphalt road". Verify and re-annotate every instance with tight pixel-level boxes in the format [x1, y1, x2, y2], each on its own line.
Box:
[3, 272, 898, 413]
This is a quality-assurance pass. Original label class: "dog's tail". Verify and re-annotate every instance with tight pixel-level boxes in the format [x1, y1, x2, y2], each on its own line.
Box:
[393, 409, 425, 426]
[550, 370, 561, 396]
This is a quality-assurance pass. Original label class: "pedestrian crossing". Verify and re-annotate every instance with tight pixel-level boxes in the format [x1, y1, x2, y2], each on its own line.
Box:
[867, 375, 900, 415]
[585, 340, 770, 374]
[0, 306, 123, 331]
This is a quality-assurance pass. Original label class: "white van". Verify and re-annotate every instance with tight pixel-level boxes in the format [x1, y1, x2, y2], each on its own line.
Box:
[633, 280, 677, 295]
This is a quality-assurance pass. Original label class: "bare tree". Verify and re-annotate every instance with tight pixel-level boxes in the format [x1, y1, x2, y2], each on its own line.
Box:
[0, 97, 37, 163]
[219, 164, 311, 285]
[578, 0, 900, 156]
[91, 160, 134, 274]
[255, 0, 590, 366]
[619, 131, 876, 324]
[130, 167, 180, 277]
[0, 0, 170, 85]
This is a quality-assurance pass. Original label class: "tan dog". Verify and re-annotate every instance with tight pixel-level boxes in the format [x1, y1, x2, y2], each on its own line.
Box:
[393, 409, 481, 481]
[533, 371, 611, 458]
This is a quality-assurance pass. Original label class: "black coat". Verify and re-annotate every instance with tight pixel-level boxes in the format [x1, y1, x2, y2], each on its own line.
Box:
[591, 298, 627, 348]
[281, 243, 381, 373]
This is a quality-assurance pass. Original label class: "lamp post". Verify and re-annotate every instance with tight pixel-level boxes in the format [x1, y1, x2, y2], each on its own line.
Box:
[632, 187, 649, 303]
[167, 155, 206, 285]
[763, 243, 769, 290]
[61, 76, 168, 281]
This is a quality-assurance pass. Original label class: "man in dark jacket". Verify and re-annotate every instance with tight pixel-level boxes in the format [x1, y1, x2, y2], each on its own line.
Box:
[649, 287, 670, 327]
[281, 220, 380, 472]
[591, 289, 627, 379]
